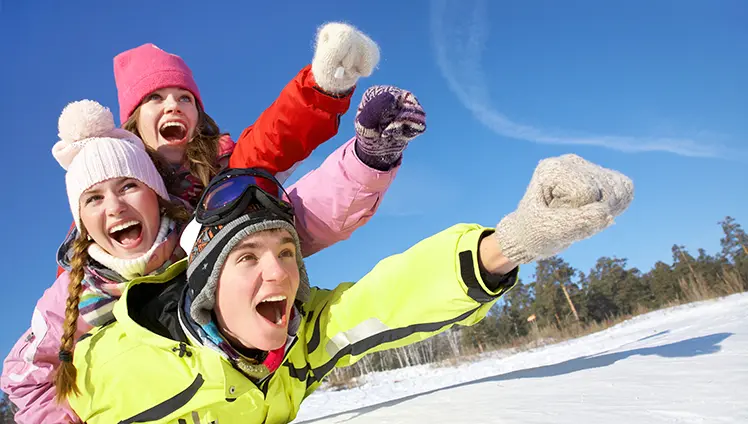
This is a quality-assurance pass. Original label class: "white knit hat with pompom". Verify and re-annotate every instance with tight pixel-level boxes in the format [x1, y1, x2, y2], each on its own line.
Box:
[52, 99, 170, 230]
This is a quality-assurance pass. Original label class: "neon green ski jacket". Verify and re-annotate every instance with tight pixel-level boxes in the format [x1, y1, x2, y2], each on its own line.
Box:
[69, 224, 518, 424]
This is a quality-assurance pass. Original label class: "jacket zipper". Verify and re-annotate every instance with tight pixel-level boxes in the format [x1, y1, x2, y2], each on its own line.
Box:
[118, 373, 204, 424]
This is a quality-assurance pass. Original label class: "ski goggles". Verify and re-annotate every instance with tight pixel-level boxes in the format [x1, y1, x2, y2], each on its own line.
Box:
[195, 167, 294, 227]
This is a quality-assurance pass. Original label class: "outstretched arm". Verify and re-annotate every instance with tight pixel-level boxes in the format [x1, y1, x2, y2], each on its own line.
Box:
[229, 22, 380, 177]
[228, 65, 351, 174]
[282, 85, 428, 257]
[286, 153, 634, 392]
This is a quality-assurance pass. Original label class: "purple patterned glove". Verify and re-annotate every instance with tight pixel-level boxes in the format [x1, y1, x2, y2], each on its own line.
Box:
[354, 85, 426, 170]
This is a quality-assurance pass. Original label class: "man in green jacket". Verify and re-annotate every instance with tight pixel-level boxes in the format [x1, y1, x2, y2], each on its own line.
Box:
[68, 154, 633, 424]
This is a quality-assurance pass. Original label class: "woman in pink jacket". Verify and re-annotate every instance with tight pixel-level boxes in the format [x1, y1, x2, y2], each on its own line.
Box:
[0, 29, 427, 424]
[55, 21, 411, 269]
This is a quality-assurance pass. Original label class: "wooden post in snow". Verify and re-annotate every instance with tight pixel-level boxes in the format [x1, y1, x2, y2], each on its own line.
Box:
[560, 283, 580, 322]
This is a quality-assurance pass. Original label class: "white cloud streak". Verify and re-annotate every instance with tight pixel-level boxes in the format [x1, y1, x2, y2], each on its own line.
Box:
[429, 0, 732, 159]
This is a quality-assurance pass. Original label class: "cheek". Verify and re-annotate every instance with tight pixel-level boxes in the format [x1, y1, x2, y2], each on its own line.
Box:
[287, 263, 301, 291]
[217, 270, 259, 305]
[79, 209, 105, 243]
[186, 106, 199, 133]
[133, 191, 160, 220]
[136, 109, 159, 142]
[146, 193, 161, 218]
[78, 206, 93, 227]
[216, 276, 253, 321]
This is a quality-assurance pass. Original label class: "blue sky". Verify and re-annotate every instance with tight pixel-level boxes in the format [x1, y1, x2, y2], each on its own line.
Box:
[0, 0, 746, 359]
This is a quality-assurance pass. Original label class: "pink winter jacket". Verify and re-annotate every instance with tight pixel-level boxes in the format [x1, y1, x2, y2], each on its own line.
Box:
[0, 137, 399, 424]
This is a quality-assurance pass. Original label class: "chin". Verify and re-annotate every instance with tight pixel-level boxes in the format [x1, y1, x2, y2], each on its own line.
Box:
[244, 333, 286, 352]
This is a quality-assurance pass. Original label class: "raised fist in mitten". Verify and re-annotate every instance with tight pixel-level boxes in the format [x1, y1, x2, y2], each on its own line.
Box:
[354, 85, 427, 170]
[311, 22, 380, 94]
[494, 154, 634, 265]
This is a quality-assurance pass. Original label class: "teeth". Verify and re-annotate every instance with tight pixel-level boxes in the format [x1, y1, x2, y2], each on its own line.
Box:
[160, 121, 186, 131]
[109, 221, 139, 234]
[275, 308, 282, 325]
[261, 295, 286, 303]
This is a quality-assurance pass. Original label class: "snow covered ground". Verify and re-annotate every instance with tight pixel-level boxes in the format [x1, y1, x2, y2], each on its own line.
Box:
[293, 293, 748, 423]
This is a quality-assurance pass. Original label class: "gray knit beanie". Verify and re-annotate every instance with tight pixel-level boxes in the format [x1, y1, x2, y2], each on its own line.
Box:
[185, 209, 310, 326]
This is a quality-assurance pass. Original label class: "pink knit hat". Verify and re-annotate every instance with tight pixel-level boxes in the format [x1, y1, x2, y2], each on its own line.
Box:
[52, 100, 170, 230]
[113, 43, 204, 125]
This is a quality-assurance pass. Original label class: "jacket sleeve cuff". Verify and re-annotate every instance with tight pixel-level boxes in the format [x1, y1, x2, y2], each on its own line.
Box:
[336, 137, 399, 191]
[457, 228, 519, 303]
[301, 64, 354, 114]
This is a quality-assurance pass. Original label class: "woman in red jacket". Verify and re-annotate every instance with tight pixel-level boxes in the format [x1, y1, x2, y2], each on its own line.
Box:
[55, 21, 427, 276]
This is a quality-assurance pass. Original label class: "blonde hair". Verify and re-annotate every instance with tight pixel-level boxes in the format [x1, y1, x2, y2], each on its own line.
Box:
[123, 102, 225, 191]
[54, 198, 190, 402]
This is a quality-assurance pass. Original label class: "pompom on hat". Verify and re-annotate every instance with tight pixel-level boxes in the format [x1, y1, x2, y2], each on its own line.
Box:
[52, 100, 170, 230]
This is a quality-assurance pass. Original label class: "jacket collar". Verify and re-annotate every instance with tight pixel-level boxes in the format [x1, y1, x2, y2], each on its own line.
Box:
[111, 259, 248, 400]
[112, 258, 189, 346]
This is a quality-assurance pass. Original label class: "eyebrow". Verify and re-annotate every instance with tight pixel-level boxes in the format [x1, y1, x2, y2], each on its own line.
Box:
[81, 178, 137, 196]
[281, 236, 295, 245]
[173, 88, 193, 96]
[231, 236, 295, 253]
[232, 241, 259, 252]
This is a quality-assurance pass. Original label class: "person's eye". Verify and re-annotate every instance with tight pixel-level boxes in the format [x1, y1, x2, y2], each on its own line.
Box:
[237, 253, 258, 264]
[84, 195, 102, 205]
[121, 182, 139, 192]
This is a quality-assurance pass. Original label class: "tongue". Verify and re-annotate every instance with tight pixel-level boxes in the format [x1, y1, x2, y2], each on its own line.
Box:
[115, 226, 141, 247]
[161, 126, 186, 142]
[257, 301, 283, 324]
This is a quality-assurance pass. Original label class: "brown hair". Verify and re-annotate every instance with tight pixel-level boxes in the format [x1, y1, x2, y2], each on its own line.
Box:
[54, 199, 190, 402]
[159, 197, 192, 224]
[123, 102, 225, 191]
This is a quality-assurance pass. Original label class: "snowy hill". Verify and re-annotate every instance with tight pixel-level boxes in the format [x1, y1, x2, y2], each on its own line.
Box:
[293, 293, 748, 423]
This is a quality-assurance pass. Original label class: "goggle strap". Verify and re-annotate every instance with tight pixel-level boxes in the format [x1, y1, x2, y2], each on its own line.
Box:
[255, 191, 293, 221]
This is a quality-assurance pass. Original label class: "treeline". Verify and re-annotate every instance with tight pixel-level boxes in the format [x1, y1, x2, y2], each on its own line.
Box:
[0, 394, 16, 424]
[325, 216, 748, 389]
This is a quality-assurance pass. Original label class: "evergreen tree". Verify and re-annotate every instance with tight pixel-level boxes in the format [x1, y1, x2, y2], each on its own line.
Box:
[0, 393, 17, 424]
[531, 257, 578, 328]
[719, 216, 748, 264]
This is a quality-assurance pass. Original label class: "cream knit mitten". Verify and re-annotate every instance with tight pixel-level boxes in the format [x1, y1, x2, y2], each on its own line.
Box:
[495, 154, 634, 264]
[311, 22, 380, 94]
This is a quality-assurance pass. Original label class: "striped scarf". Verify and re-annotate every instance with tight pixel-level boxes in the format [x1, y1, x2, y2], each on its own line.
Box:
[79, 217, 185, 327]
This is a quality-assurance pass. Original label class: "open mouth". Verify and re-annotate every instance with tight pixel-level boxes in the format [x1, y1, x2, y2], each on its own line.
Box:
[109, 220, 143, 248]
[159, 121, 188, 145]
[256, 296, 287, 326]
